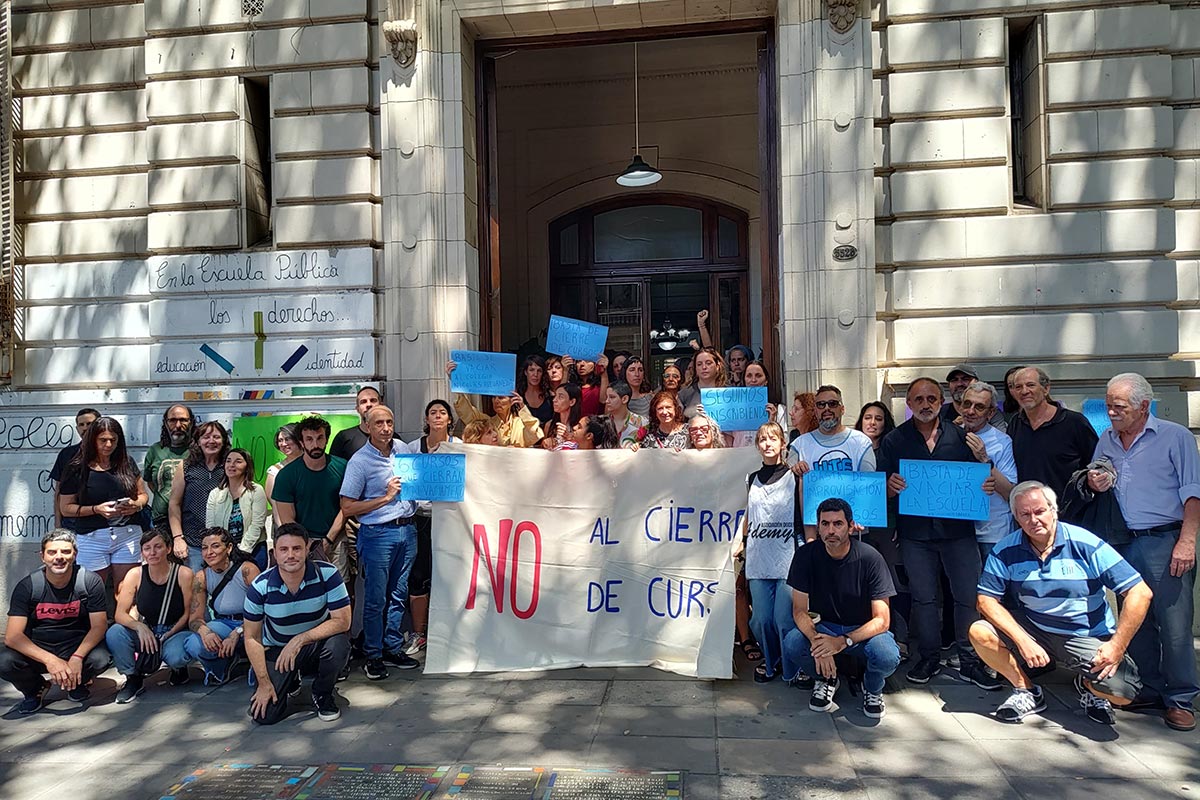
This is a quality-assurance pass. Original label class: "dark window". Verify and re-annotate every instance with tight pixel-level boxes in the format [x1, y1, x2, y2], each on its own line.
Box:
[1009, 17, 1044, 208]
[241, 76, 272, 247]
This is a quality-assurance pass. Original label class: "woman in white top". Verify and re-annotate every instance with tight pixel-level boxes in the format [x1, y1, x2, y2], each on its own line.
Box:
[205, 448, 268, 567]
[402, 399, 462, 654]
[734, 422, 805, 683]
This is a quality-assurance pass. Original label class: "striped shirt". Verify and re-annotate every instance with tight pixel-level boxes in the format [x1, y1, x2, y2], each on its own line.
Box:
[978, 521, 1142, 637]
[243, 560, 349, 647]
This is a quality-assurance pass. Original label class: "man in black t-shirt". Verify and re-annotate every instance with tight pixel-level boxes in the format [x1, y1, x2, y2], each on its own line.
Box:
[48, 407, 101, 528]
[782, 498, 900, 719]
[1, 530, 110, 714]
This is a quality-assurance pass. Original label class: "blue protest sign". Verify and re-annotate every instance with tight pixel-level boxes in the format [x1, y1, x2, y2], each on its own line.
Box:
[803, 471, 887, 527]
[1082, 398, 1158, 436]
[545, 315, 609, 361]
[449, 350, 516, 396]
[392, 453, 467, 502]
[699, 387, 768, 432]
[898, 459, 990, 521]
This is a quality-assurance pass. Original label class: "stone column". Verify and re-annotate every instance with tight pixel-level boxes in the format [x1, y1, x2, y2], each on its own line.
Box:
[777, 0, 877, 412]
[378, 0, 479, 435]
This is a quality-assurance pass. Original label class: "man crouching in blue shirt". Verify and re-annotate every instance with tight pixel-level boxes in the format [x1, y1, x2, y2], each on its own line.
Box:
[969, 480, 1152, 726]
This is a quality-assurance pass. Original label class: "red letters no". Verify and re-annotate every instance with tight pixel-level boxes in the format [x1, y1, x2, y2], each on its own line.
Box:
[465, 519, 542, 620]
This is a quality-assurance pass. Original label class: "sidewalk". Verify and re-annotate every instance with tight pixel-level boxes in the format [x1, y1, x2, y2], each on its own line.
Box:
[1, 652, 1197, 800]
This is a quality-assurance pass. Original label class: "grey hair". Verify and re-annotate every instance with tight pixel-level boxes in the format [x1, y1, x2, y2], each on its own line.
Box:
[963, 380, 999, 407]
[1009, 481, 1057, 516]
[1108, 372, 1154, 407]
[1014, 366, 1051, 388]
[41, 528, 77, 552]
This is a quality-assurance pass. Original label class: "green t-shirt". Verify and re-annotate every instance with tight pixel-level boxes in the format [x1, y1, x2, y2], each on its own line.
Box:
[271, 455, 348, 538]
[143, 443, 190, 523]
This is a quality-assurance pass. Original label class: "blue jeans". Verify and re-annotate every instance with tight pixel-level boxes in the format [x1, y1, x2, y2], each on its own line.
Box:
[182, 618, 243, 680]
[783, 621, 901, 694]
[1117, 530, 1200, 710]
[185, 545, 205, 572]
[900, 536, 982, 663]
[748, 578, 797, 679]
[105, 623, 191, 675]
[356, 521, 417, 659]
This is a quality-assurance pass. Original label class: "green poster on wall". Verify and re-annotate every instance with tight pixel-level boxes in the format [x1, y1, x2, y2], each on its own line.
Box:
[231, 413, 361, 485]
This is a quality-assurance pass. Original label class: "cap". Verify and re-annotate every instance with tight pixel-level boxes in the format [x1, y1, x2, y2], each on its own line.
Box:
[946, 364, 979, 381]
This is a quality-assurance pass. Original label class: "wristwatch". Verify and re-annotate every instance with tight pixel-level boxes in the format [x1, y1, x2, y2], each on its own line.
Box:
[844, 636, 854, 649]
[234, 626, 244, 636]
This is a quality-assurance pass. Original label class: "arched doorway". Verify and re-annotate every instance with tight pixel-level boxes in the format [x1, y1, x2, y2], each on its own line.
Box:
[548, 195, 749, 379]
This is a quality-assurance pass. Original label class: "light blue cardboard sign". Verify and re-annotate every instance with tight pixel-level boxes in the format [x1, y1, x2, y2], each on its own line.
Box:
[898, 459, 990, 522]
[545, 315, 609, 361]
[392, 453, 467, 502]
[1082, 398, 1158, 435]
[803, 470, 888, 528]
[449, 350, 516, 397]
[699, 387, 768, 432]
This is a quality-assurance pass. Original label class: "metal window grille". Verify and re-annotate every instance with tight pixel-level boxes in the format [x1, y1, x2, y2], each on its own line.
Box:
[0, 0, 14, 383]
[242, 0, 265, 17]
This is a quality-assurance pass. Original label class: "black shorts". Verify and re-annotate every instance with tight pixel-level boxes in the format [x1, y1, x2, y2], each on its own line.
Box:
[977, 611, 1142, 700]
[409, 515, 432, 596]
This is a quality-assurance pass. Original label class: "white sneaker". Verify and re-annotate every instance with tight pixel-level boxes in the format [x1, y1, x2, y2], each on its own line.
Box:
[809, 677, 838, 712]
[995, 687, 1046, 722]
[863, 690, 885, 719]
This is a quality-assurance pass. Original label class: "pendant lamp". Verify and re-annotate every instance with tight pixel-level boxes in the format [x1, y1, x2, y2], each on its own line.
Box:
[616, 41, 662, 187]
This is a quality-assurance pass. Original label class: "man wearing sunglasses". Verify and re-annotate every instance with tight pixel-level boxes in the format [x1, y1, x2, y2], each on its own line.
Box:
[788, 385, 876, 482]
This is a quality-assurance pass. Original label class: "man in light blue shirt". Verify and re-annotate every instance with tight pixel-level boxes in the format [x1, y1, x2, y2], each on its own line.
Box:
[1089, 372, 1200, 731]
[958, 381, 1017, 562]
[339, 405, 420, 679]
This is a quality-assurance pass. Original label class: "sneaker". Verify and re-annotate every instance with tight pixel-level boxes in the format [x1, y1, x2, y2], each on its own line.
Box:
[337, 663, 351, 683]
[286, 674, 302, 698]
[15, 682, 47, 715]
[995, 686, 1046, 722]
[863, 690, 886, 719]
[405, 633, 427, 655]
[67, 685, 91, 703]
[382, 650, 420, 670]
[1075, 675, 1115, 725]
[809, 677, 839, 713]
[168, 667, 190, 687]
[363, 658, 389, 681]
[313, 693, 340, 722]
[788, 672, 815, 690]
[115, 675, 145, 704]
[958, 660, 1004, 691]
[906, 657, 942, 684]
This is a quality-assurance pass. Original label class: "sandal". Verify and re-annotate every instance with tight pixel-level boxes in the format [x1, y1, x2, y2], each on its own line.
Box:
[739, 640, 764, 662]
[753, 662, 777, 683]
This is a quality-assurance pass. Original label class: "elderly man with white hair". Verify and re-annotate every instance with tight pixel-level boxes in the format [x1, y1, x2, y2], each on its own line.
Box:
[970, 481, 1152, 725]
[957, 380, 1018, 563]
[1088, 372, 1200, 731]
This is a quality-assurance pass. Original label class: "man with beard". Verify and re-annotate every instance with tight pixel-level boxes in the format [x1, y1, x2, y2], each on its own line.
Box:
[1, 530, 111, 714]
[877, 377, 1000, 689]
[1008, 366, 1097, 498]
[958, 381, 1017, 563]
[244, 524, 351, 724]
[789, 385, 876, 541]
[782, 498, 900, 718]
[49, 408, 101, 528]
[143, 404, 195, 526]
[271, 416, 347, 560]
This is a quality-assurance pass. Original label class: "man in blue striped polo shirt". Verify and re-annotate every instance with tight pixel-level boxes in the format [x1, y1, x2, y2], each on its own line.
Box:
[969, 481, 1153, 725]
[243, 523, 351, 725]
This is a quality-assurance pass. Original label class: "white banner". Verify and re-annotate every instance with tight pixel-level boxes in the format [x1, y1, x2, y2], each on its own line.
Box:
[426, 444, 760, 678]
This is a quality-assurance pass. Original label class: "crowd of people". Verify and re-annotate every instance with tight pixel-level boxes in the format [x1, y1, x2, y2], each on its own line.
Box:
[2, 344, 1197, 734]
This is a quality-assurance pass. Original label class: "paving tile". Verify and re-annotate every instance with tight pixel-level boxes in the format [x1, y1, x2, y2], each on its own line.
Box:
[1007, 777, 1199, 800]
[860, 775, 1021, 800]
[595, 704, 716, 738]
[460, 731, 593, 765]
[846, 739, 1005, 777]
[589, 734, 718, 773]
[377, 700, 497, 733]
[604, 680, 714, 707]
[950, 709, 1078, 741]
[387, 677, 511, 703]
[834, 711, 973, 742]
[481, 702, 602, 735]
[498, 679, 608, 705]
[716, 707, 839, 740]
[714, 679, 800, 714]
[986, 737, 1156, 779]
[683, 772, 721, 800]
[30, 760, 197, 800]
[717, 739, 857, 780]
[719, 775, 869, 799]
[1114, 738, 1200, 781]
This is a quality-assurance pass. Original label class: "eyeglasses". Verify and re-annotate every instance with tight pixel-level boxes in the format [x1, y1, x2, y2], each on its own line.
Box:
[814, 400, 842, 409]
[959, 401, 991, 412]
[688, 428, 711, 437]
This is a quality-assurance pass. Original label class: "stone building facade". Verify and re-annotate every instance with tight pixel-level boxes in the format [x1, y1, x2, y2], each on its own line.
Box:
[0, 0, 1197, 599]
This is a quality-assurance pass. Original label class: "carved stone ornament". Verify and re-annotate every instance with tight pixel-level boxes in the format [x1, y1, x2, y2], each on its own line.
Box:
[384, 0, 418, 68]
[826, 0, 858, 34]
